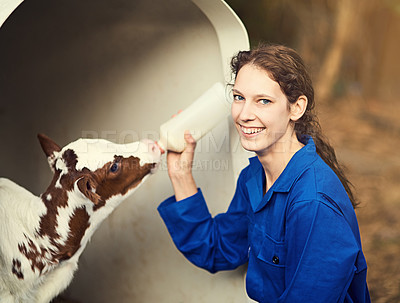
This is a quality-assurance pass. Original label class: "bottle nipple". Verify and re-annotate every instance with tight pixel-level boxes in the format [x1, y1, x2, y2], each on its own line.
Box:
[155, 141, 166, 154]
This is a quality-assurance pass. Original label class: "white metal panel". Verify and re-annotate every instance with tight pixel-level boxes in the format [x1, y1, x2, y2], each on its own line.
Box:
[0, 1, 251, 302]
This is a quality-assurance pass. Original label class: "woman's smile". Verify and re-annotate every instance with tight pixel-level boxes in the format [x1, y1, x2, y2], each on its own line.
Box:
[239, 125, 266, 137]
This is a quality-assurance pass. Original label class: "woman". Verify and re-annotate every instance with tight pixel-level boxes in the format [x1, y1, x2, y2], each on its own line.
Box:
[158, 44, 370, 302]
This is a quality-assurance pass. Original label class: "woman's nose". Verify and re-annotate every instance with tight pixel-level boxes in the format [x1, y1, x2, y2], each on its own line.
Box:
[238, 101, 256, 121]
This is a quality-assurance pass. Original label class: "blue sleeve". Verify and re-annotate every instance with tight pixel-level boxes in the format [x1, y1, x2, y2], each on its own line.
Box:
[157, 173, 250, 273]
[278, 200, 362, 302]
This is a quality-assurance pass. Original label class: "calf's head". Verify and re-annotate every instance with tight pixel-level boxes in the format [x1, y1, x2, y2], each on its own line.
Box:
[8, 135, 161, 290]
[38, 134, 161, 213]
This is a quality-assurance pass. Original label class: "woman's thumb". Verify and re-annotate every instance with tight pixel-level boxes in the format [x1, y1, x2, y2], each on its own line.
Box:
[184, 130, 196, 151]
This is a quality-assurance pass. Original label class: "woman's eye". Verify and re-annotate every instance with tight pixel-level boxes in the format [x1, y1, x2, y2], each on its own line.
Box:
[233, 94, 244, 101]
[259, 99, 271, 105]
[110, 163, 119, 173]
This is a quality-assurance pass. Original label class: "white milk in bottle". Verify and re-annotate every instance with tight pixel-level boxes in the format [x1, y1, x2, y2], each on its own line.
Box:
[157, 82, 230, 153]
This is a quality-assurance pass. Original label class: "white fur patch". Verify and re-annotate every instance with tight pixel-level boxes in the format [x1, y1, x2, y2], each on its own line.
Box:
[60, 139, 159, 172]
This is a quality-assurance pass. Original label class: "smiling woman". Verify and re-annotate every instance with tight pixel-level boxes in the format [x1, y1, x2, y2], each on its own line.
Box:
[158, 44, 371, 303]
[231, 64, 306, 174]
[230, 44, 358, 207]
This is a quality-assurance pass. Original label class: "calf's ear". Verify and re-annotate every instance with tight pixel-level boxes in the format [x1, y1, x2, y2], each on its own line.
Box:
[77, 176, 101, 205]
[37, 134, 62, 158]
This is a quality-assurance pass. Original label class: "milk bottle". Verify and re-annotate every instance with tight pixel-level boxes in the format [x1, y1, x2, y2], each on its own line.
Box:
[157, 82, 230, 153]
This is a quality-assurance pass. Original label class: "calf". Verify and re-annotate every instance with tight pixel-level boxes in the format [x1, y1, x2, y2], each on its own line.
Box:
[0, 134, 161, 303]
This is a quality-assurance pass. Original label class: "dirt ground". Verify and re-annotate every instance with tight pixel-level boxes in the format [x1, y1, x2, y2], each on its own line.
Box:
[319, 96, 400, 302]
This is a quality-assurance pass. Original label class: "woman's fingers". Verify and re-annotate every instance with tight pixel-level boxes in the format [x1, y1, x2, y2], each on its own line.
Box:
[183, 130, 196, 153]
[166, 131, 197, 177]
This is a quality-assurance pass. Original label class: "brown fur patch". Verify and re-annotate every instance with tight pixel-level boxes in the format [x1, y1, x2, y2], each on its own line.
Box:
[62, 149, 78, 172]
[18, 235, 51, 274]
[52, 208, 90, 261]
[38, 150, 77, 240]
[12, 259, 24, 280]
[38, 171, 69, 240]
[36, 149, 87, 265]
[93, 156, 155, 210]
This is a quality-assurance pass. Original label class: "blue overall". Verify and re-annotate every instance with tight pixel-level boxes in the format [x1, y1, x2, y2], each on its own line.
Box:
[158, 137, 370, 302]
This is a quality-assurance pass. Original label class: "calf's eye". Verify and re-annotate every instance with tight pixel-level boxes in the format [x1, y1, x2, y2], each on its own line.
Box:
[110, 163, 119, 173]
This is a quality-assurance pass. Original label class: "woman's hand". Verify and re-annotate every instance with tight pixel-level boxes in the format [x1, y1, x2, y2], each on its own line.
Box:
[166, 130, 198, 201]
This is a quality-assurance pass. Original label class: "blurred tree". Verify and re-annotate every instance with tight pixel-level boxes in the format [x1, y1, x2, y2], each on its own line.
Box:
[226, 0, 400, 103]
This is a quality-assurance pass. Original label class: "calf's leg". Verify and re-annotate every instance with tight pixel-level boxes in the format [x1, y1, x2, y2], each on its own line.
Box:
[35, 261, 78, 303]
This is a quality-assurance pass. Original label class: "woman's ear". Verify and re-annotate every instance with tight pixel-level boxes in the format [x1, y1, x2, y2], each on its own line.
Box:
[290, 95, 308, 122]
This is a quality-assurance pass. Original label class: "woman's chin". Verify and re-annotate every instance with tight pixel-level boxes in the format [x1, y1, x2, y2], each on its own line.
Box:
[239, 138, 261, 153]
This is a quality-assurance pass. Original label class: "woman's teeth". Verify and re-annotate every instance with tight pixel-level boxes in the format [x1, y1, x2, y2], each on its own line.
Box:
[241, 126, 265, 134]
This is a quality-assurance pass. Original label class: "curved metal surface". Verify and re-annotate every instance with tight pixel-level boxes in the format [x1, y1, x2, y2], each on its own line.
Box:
[0, 1, 250, 301]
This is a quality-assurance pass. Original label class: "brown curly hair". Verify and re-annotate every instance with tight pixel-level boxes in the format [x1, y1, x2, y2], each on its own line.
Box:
[230, 43, 357, 208]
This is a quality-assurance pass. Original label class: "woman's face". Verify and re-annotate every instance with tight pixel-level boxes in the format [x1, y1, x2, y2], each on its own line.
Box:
[231, 64, 296, 155]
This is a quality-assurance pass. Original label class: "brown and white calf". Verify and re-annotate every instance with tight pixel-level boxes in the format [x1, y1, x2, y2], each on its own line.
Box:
[0, 134, 161, 303]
